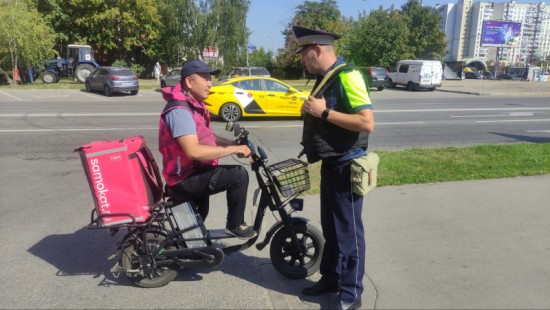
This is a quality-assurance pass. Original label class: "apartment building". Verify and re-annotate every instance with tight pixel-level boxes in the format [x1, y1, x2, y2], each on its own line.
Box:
[437, 0, 550, 67]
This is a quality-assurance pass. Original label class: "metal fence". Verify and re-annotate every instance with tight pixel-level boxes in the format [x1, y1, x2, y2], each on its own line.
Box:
[443, 61, 463, 80]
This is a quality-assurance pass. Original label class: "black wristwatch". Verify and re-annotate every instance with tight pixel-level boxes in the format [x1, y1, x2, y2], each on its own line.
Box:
[321, 108, 330, 120]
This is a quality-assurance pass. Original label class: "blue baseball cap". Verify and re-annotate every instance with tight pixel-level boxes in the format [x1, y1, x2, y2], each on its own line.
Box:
[181, 60, 221, 79]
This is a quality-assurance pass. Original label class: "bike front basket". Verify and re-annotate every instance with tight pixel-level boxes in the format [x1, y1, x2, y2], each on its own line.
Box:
[266, 158, 310, 197]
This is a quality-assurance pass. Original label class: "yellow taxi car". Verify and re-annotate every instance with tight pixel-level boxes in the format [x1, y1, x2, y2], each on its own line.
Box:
[205, 76, 309, 121]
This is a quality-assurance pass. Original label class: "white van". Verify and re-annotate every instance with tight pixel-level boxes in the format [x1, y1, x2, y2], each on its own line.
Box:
[388, 60, 442, 91]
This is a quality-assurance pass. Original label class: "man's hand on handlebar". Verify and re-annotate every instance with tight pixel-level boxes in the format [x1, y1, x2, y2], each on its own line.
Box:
[234, 144, 252, 158]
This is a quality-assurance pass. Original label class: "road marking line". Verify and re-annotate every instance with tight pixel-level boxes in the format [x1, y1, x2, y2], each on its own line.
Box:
[451, 115, 508, 118]
[377, 107, 550, 113]
[0, 112, 157, 117]
[475, 119, 550, 123]
[1, 108, 548, 118]
[68, 90, 108, 100]
[451, 112, 534, 118]
[510, 112, 535, 116]
[377, 121, 425, 125]
[0, 90, 23, 101]
[34, 94, 69, 98]
[0, 127, 157, 133]
[235, 124, 303, 129]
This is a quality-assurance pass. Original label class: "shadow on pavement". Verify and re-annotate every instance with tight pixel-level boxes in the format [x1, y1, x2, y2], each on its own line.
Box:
[27, 227, 128, 286]
[490, 132, 550, 143]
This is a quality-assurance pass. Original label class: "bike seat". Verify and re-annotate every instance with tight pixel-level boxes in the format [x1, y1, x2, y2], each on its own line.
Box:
[164, 186, 208, 220]
[164, 185, 191, 204]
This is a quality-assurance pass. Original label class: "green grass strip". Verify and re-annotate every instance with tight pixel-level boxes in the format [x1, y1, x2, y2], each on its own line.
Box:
[305, 143, 550, 194]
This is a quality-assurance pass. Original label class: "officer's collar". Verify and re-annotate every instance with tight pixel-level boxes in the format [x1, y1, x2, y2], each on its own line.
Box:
[316, 56, 346, 81]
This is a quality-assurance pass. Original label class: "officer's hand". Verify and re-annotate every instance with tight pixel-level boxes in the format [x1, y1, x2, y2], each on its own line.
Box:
[301, 96, 326, 118]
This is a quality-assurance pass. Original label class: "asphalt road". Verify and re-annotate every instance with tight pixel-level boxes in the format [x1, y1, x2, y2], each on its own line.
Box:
[1, 88, 549, 309]
[1, 88, 549, 155]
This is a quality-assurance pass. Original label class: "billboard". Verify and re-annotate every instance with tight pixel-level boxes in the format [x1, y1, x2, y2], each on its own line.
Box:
[481, 20, 522, 47]
[202, 47, 218, 59]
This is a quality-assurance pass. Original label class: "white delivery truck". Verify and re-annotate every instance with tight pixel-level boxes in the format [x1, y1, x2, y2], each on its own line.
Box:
[388, 60, 442, 91]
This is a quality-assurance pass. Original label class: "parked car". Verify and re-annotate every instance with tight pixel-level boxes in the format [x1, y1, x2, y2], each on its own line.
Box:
[205, 76, 309, 122]
[218, 67, 270, 82]
[160, 68, 181, 88]
[464, 72, 482, 79]
[357, 67, 390, 90]
[496, 73, 515, 80]
[85, 67, 139, 96]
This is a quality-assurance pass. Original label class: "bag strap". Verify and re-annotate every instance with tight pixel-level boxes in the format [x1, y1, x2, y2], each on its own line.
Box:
[135, 147, 164, 203]
[310, 63, 347, 98]
[163, 100, 192, 114]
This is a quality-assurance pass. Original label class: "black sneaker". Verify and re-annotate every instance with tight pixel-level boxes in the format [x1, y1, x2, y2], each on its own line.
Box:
[302, 279, 339, 296]
[225, 223, 257, 239]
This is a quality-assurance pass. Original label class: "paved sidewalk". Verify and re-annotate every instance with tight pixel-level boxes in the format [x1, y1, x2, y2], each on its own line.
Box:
[437, 79, 550, 96]
[205, 174, 550, 309]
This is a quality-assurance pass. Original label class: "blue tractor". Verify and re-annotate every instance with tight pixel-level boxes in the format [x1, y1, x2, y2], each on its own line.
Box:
[42, 44, 100, 83]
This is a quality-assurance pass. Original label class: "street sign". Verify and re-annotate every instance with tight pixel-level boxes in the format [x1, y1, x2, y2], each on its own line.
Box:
[247, 45, 256, 50]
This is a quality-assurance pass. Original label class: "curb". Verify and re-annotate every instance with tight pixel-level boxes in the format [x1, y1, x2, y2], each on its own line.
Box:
[435, 89, 550, 97]
[436, 89, 484, 96]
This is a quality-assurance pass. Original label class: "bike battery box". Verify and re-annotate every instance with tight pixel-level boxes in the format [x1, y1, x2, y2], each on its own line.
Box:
[171, 202, 207, 248]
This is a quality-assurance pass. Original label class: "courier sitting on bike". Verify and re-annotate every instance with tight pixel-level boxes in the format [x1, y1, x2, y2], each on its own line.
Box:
[159, 60, 256, 239]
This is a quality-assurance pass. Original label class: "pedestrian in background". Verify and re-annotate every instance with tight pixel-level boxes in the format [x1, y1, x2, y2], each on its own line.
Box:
[293, 25, 374, 310]
[154, 61, 161, 82]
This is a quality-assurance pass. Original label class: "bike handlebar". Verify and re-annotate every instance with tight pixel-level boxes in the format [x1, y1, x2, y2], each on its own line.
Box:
[227, 121, 265, 161]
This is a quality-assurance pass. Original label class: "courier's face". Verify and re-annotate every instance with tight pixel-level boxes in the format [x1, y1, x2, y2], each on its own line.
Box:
[184, 73, 212, 102]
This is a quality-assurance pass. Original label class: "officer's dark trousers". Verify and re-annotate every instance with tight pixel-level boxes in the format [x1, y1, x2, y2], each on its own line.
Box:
[320, 159, 365, 302]
[171, 165, 249, 228]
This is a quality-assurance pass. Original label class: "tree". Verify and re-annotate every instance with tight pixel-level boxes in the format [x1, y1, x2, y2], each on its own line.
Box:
[344, 9, 412, 68]
[35, 0, 162, 65]
[156, 0, 203, 67]
[277, 0, 348, 78]
[74, 0, 161, 64]
[248, 47, 274, 70]
[155, 0, 250, 72]
[401, 0, 447, 59]
[209, 0, 250, 71]
[0, 0, 56, 84]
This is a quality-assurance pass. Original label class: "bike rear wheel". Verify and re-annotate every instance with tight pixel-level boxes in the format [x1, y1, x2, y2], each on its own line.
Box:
[121, 232, 178, 288]
[270, 222, 324, 279]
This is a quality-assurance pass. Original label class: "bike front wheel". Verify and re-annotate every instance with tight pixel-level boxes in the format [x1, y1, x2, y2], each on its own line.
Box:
[121, 232, 179, 288]
[270, 222, 324, 279]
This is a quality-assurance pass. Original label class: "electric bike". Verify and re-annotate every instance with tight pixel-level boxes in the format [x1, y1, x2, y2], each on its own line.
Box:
[87, 122, 324, 288]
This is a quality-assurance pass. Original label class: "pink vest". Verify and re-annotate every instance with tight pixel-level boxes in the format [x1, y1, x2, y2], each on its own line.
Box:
[159, 96, 218, 186]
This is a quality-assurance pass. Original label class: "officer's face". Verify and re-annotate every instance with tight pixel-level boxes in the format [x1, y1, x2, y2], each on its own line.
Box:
[300, 45, 321, 74]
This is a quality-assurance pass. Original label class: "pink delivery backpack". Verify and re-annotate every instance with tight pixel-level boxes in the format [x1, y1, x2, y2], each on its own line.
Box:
[75, 136, 163, 226]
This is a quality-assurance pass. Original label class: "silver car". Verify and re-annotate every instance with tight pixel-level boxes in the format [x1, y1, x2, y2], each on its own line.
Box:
[85, 67, 139, 96]
[160, 69, 181, 88]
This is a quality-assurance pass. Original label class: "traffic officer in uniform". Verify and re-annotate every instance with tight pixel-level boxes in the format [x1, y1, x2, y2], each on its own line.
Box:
[293, 25, 374, 310]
